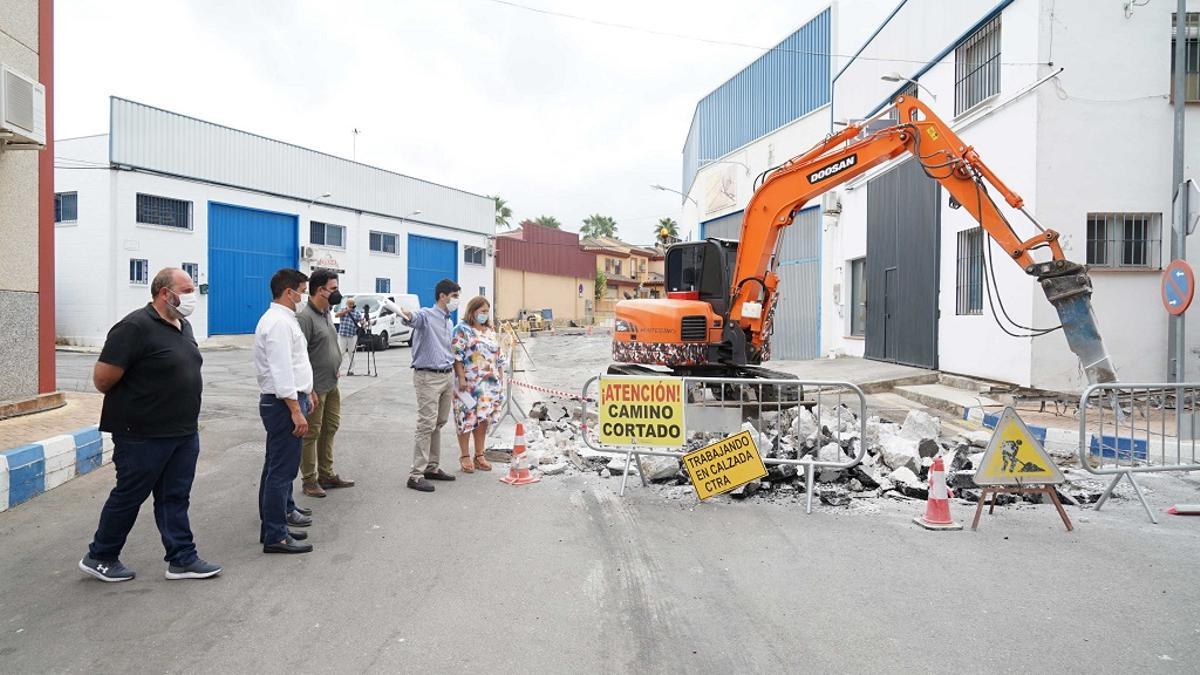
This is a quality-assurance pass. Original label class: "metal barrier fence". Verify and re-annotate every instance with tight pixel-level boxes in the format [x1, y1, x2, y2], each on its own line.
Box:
[1078, 382, 1200, 524]
[580, 375, 868, 514]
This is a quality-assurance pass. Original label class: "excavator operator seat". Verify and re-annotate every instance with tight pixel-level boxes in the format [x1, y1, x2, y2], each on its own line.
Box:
[666, 239, 737, 317]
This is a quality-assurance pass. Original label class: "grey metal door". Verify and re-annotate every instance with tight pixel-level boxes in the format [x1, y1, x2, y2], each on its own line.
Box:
[864, 159, 939, 369]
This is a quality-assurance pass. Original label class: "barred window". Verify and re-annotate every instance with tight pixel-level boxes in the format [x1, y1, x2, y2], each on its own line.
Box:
[182, 262, 199, 282]
[375, 277, 391, 293]
[310, 221, 345, 248]
[1171, 13, 1200, 103]
[129, 258, 149, 285]
[954, 15, 1001, 115]
[956, 228, 984, 315]
[55, 192, 78, 223]
[369, 231, 397, 254]
[849, 258, 866, 336]
[136, 194, 192, 230]
[1086, 213, 1162, 269]
[464, 245, 486, 265]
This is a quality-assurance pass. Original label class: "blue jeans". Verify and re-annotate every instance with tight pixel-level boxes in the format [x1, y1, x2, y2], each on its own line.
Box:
[259, 395, 309, 544]
[88, 433, 201, 566]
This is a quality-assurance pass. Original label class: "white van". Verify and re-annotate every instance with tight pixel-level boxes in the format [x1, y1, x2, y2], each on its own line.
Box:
[336, 293, 420, 350]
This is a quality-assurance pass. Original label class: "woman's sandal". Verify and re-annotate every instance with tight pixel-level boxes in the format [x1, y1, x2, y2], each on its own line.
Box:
[459, 454, 475, 473]
[474, 453, 492, 471]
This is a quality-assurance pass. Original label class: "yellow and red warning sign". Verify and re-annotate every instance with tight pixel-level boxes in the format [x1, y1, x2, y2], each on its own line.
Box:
[598, 376, 684, 447]
[974, 407, 1064, 486]
[682, 430, 768, 500]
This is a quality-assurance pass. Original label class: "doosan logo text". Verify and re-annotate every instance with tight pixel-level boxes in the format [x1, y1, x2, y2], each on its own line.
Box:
[807, 154, 857, 184]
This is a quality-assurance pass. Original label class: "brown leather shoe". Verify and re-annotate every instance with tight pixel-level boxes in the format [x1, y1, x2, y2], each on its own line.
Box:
[302, 481, 327, 498]
[318, 475, 356, 489]
[474, 454, 492, 471]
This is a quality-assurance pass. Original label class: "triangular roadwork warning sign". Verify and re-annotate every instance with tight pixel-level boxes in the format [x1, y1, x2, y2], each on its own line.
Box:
[974, 407, 1065, 486]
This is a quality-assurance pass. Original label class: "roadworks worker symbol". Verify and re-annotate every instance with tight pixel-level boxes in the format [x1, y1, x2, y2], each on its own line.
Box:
[974, 407, 1064, 486]
[598, 376, 684, 448]
[682, 430, 768, 500]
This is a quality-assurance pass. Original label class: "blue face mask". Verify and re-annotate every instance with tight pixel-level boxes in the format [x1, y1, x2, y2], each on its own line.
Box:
[475, 312, 490, 325]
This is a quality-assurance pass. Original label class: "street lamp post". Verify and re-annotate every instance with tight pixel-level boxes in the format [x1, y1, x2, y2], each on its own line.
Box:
[650, 183, 698, 206]
[880, 73, 938, 101]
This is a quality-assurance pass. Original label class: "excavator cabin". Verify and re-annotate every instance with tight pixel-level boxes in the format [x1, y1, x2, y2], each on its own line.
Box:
[611, 238, 782, 377]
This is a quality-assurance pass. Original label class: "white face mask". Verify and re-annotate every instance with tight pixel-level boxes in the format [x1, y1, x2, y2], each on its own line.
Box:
[475, 312, 490, 325]
[446, 297, 460, 312]
[171, 290, 198, 318]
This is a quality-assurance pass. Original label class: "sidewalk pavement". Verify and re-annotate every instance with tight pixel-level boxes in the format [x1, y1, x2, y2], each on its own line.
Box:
[0, 392, 111, 513]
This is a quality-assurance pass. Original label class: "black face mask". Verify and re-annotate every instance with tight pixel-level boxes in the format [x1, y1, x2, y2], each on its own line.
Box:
[328, 290, 343, 306]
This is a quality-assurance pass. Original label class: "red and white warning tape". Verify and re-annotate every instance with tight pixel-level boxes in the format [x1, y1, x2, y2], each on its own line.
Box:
[511, 379, 593, 402]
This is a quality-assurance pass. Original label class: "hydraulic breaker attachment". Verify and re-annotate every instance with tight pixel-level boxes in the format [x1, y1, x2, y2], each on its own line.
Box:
[1034, 261, 1117, 385]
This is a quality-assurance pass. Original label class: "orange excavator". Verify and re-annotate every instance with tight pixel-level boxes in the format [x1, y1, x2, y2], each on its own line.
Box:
[613, 95, 1117, 385]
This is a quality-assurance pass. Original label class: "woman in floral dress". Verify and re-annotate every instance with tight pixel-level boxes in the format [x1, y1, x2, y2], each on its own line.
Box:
[452, 296, 507, 472]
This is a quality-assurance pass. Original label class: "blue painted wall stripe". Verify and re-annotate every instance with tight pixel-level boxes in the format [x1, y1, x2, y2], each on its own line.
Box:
[3, 444, 46, 507]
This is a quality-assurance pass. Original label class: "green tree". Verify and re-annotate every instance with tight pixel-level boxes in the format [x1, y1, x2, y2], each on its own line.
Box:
[594, 271, 607, 301]
[655, 217, 679, 245]
[493, 196, 512, 229]
[533, 215, 562, 229]
[580, 214, 618, 239]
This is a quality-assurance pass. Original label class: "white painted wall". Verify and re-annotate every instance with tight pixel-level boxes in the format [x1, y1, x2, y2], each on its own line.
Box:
[56, 136, 494, 346]
[1030, 0, 1200, 390]
[55, 136, 114, 345]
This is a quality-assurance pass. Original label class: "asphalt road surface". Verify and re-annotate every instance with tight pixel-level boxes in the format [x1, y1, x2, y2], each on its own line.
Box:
[1, 339, 1198, 673]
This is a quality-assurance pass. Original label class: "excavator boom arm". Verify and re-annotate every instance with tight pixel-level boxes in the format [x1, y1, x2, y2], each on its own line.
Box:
[727, 96, 1115, 384]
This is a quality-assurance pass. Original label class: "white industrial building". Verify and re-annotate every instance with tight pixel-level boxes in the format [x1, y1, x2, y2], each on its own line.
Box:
[55, 97, 495, 346]
[681, 0, 1200, 392]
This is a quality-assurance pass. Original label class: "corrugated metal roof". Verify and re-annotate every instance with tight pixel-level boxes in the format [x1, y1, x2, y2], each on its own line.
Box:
[682, 8, 832, 196]
[495, 223, 595, 278]
[108, 97, 492, 236]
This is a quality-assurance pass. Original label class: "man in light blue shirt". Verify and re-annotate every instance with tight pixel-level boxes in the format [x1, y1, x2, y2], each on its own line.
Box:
[398, 278, 461, 492]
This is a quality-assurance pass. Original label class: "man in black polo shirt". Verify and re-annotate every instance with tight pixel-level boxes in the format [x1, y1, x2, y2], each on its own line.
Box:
[79, 267, 221, 582]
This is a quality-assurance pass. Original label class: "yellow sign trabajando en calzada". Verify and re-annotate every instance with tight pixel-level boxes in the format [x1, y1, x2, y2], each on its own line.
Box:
[598, 376, 684, 447]
[682, 430, 768, 500]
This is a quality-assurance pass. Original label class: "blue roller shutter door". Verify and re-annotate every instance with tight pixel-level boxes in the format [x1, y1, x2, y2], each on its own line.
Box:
[407, 234, 459, 322]
[208, 202, 298, 334]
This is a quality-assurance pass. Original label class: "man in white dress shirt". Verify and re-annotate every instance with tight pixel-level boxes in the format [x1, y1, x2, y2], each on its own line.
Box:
[254, 269, 317, 554]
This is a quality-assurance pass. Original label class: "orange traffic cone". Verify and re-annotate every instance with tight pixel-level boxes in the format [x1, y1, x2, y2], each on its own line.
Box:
[500, 423, 540, 486]
[913, 456, 962, 530]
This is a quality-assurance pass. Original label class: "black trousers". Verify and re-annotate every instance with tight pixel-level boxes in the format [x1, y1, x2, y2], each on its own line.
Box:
[88, 433, 201, 565]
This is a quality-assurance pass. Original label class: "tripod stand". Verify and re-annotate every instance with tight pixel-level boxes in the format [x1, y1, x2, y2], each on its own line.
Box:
[346, 307, 378, 377]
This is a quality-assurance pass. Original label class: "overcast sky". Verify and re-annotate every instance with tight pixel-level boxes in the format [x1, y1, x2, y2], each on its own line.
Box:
[56, 0, 828, 243]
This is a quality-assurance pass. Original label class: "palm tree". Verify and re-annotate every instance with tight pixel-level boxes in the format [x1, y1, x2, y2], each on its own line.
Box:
[580, 214, 618, 239]
[533, 215, 562, 229]
[655, 217, 679, 245]
[493, 196, 512, 229]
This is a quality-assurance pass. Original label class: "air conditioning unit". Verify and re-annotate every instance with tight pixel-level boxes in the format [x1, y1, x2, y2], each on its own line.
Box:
[0, 64, 46, 148]
[300, 245, 315, 260]
[822, 191, 842, 216]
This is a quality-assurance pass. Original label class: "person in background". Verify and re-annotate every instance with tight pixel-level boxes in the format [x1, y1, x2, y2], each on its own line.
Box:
[451, 296, 507, 473]
[296, 269, 355, 498]
[397, 278, 461, 492]
[254, 268, 316, 554]
[335, 296, 362, 376]
[80, 267, 221, 582]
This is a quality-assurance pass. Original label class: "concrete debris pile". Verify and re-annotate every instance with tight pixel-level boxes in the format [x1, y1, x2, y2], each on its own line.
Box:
[504, 399, 1119, 507]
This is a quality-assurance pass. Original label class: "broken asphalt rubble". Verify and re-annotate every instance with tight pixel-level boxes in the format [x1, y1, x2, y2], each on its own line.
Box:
[495, 398, 1125, 508]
